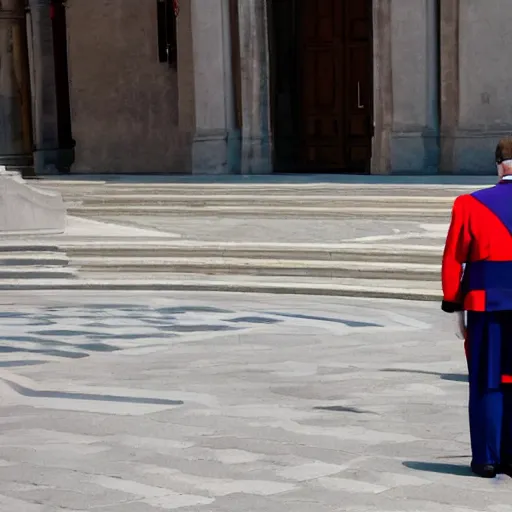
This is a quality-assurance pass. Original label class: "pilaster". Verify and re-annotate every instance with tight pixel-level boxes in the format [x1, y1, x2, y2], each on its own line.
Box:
[0, 0, 33, 171]
[447, 0, 511, 174]
[371, 0, 392, 174]
[439, 0, 459, 173]
[190, 0, 237, 174]
[27, 0, 60, 174]
[388, 0, 439, 174]
[237, 0, 272, 174]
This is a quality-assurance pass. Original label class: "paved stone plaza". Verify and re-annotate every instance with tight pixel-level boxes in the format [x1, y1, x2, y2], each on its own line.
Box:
[97, 217, 442, 245]
[0, 291, 510, 511]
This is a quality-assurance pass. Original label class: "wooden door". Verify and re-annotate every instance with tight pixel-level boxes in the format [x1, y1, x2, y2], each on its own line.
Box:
[298, 0, 373, 171]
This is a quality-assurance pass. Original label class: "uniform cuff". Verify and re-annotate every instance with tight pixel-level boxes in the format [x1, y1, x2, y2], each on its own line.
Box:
[441, 300, 461, 313]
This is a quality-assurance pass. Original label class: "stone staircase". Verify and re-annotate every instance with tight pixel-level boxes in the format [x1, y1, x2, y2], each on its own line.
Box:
[63, 241, 440, 280]
[35, 180, 476, 220]
[41, 240, 440, 301]
[21, 178, 469, 299]
[0, 244, 77, 286]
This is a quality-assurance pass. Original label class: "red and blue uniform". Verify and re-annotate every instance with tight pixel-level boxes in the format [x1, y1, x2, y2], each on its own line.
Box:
[442, 179, 512, 467]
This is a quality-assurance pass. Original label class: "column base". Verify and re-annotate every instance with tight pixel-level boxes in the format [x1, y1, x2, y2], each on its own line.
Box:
[390, 131, 440, 175]
[241, 136, 272, 175]
[192, 129, 242, 175]
[444, 130, 505, 175]
[0, 154, 35, 179]
[192, 130, 229, 175]
[34, 148, 75, 175]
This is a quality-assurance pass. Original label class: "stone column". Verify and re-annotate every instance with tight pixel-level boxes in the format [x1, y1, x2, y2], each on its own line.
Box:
[190, 0, 237, 174]
[388, 0, 438, 174]
[0, 0, 33, 172]
[439, 0, 459, 174]
[237, 0, 272, 174]
[424, 0, 440, 173]
[27, 0, 60, 174]
[371, 0, 392, 174]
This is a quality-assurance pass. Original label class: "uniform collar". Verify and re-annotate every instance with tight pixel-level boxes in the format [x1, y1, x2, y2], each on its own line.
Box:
[500, 175, 512, 183]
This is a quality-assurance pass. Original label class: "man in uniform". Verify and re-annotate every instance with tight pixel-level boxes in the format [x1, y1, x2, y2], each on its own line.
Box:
[442, 137, 512, 478]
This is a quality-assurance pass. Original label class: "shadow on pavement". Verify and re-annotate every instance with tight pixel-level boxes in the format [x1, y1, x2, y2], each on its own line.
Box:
[381, 368, 468, 383]
[0, 360, 49, 368]
[314, 405, 377, 414]
[2, 379, 183, 406]
[403, 461, 475, 477]
[435, 455, 471, 460]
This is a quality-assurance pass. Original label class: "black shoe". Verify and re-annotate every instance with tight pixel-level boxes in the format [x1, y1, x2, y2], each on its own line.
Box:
[471, 463, 498, 478]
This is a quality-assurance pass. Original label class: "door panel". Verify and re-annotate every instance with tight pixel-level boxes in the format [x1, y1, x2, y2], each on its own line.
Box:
[300, 0, 345, 169]
[298, 0, 373, 171]
[347, 44, 372, 169]
[346, 2, 373, 171]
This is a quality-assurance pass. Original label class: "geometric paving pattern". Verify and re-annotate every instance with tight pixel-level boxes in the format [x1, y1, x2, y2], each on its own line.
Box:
[0, 291, 509, 512]
[0, 305, 382, 363]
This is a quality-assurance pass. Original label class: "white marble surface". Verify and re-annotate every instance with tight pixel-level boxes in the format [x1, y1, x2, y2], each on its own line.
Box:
[0, 291, 508, 511]
[0, 169, 65, 234]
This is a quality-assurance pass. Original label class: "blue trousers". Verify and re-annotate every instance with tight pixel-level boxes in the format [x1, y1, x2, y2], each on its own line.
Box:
[467, 311, 512, 465]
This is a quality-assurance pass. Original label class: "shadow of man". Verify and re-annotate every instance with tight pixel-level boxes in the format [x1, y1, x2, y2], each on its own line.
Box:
[381, 368, 468, 383]
[403, 461, 475, 478]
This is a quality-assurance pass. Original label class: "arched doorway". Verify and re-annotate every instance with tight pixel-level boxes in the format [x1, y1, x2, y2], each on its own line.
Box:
[269, 0, 374, 173]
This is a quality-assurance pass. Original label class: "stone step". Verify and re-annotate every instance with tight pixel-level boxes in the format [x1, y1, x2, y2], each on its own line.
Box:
[67, 205, 451, 219]
[0, 245, 75, 279]
[71, 256, 440, 281]
[51, 191, 465, 201]
[42, 189, 466, 203]
[71, 195, 455, 211]
[74, 194, 456, 204]
[0, 252, 69, 267]
[0, 266, 77, 279]
[36, 179, 484, 193]
[0, 273, 441, 301]
[63, 242, 443, 264]
[0, 243, 62, 253]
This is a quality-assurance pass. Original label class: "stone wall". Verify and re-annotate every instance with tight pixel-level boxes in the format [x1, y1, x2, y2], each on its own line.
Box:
[66, 0, 191, 173]
[375, 0, 509, 175]
[64, 0, 511, 176]
[452, 0, 512, 174]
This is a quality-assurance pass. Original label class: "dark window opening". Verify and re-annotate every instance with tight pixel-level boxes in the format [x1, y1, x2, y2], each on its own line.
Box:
[157, 0, 177, 68]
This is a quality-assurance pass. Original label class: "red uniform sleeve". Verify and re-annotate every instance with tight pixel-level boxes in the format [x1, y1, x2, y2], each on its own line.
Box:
[441, 195, 472, 313]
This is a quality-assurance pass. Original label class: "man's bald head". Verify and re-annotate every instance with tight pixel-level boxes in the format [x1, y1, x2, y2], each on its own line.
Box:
[495, 137, 512, 178]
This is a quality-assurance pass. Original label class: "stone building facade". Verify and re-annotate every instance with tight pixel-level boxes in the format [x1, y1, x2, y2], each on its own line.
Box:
[30, 0, 512, 175]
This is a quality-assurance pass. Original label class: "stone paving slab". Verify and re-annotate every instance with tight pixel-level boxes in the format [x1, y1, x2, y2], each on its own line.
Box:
[0, 216, 180, 243]
[62, 216, 179, 239]
[0, 214, 449, 247]
[0, 291, 509, 511]
[96, 217, 447, 245]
